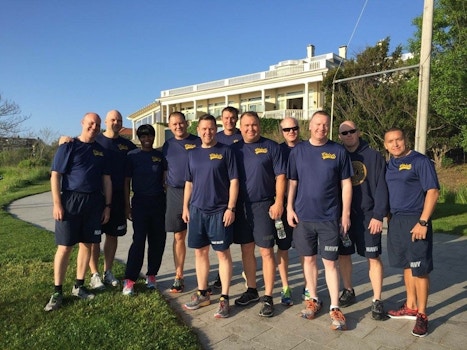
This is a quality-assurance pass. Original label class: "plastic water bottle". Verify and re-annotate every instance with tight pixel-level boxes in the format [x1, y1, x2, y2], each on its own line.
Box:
[275, 219, 286, 239]
[341, 232, 352, 247]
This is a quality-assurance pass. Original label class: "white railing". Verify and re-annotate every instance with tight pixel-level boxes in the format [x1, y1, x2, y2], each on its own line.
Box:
[161, 54, 342, 97]
[262, 109, 320, 120]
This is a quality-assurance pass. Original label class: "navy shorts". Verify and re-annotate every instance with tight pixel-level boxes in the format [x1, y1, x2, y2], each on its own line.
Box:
[387, 215, 433, 276]
[101, 190, 127, 237]
[165, 186, 187, 233]
[339, 213, 382, 258]
[55, 191, 104, 246]
[233, 199, 276, 248]
[187, 206, 233, 251]
[293, 220, 340, 261]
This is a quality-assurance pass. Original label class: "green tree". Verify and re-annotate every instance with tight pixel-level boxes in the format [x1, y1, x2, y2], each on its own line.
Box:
[322, 38, 418, 152]
[408, 0, 467, 163]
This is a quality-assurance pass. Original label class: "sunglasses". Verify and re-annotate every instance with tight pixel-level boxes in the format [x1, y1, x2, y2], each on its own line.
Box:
[282, 126, 299, 132]
[340, 129, 357, 136]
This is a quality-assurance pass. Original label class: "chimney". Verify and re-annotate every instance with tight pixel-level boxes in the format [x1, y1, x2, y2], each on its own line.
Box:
[307, 44, 315, 58]
[339, 45, 347, 59]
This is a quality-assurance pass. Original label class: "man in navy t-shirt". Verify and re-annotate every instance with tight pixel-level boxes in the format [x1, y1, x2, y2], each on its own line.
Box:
[44, 112, 112, 312]
[182, 114, 238, 318]
[89, 110, 136, 290]
[287, 111, 352, 330]
[384, 127, 439, 338]
[216, 106, 242, 146]
[210, 106, 242, 290]
[232, 111, 286, 318]
[162, 112, 201, 293]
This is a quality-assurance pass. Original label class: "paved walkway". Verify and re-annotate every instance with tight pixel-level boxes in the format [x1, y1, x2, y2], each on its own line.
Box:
[8, 192, 467, 349]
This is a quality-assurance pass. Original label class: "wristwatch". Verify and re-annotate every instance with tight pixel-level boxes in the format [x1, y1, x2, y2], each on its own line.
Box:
[105, 203, 112, 209]
[227, 207, 236, 212]
[418, 219, 428, 227]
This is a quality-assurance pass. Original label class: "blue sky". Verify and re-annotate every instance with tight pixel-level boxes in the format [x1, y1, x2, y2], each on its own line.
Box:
[1, 0, 424, 139]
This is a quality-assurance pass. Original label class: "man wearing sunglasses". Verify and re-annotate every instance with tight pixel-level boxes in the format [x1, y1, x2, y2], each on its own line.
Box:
[277, 117, 301, 306]
[337, 121, 389, 321]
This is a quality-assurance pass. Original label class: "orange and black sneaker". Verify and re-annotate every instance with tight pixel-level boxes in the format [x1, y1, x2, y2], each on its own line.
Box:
[169, 276, 184, 293]
[330, 307, 347, 330]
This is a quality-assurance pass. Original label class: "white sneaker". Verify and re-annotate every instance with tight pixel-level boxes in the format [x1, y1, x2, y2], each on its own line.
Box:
[89, 272, 105, 290]
[103, 270, 119, 287]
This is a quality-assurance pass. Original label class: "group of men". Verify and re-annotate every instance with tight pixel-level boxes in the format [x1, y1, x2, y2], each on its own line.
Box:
[44, 107, 439, 337]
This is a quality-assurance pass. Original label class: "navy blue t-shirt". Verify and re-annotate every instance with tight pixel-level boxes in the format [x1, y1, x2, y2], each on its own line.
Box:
[216, 129, 242, 146]
[162, 134, 200, 188]
[232, 136, 285, 203]
[96, 133, 136, 191]
[185, 142, 238, 214]
[125, 148, 165, 196]
[51, 138, 111, 193]
[385, 150, 439, 216]
[287, 140, 353, 221]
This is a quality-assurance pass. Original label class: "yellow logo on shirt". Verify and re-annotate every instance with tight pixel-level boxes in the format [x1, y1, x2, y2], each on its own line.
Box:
[93, 150, 104, 157]
[118, 144, 129, 151]
[321, 152, 336, 160]
[209, 153, 223, 160]
[399, 163, 412, 171]
[255, 148, 268, 154]
[152, 156, 161, 163]
[185, 144, 197, 150]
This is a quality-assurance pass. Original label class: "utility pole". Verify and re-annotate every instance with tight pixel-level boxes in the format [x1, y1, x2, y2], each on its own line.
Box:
[415, 0, 434, 154]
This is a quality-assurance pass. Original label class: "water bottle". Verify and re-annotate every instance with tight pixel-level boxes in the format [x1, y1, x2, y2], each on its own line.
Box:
[341, 232, 352, 247]
[275, 219, 286, 239]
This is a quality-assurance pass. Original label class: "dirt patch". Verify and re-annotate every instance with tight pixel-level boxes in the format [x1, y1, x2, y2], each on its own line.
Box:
[436, 164, 467, 191]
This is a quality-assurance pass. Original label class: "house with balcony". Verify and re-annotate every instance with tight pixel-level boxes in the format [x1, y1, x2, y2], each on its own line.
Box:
[127, 44, 347, 147]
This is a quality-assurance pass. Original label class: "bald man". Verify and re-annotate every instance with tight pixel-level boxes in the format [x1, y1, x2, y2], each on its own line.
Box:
[337, 120, 389, 321]
[45, 113, 112, 311]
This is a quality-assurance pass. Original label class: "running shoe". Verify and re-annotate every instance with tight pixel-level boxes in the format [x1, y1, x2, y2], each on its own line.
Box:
[146, 275, 156, 289]
[387, 302, 418, 320]
[89, 272, 105, 290]
[72, 285, 95, 299]
[234, 289, 260, 306]
[280, 287, 293, 306]
[103, 270, 119, 287]
[371, 300, 389, 321]
[184, 291, 210, 310]
[301, 298, 322, 319]
[411, 312, 428, 337]
[259, 296, 274, 317]
[338, 288, 356, 307]
[211, 274, 222, 289]
[169, 276, 184, 293]
[214, 297, 230, 318]
[330, 308, 347, 330]
[44, 292, 63, 312]
[122, 279, 135, 296]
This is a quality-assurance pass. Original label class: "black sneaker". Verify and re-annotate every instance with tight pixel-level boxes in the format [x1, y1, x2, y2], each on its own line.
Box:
[371, 300, 389, 320]
[338, 288, 356, 308]
[235, 289, 260, 306]
[259, 296, 274, 317]
[211, 274, 222, 289]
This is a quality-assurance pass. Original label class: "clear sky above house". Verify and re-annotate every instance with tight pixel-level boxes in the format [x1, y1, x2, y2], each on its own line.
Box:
[0, 0, 424, 138]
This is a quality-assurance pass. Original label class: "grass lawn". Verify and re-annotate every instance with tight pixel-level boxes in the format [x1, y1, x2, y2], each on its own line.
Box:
[0, 167, 201, 350]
